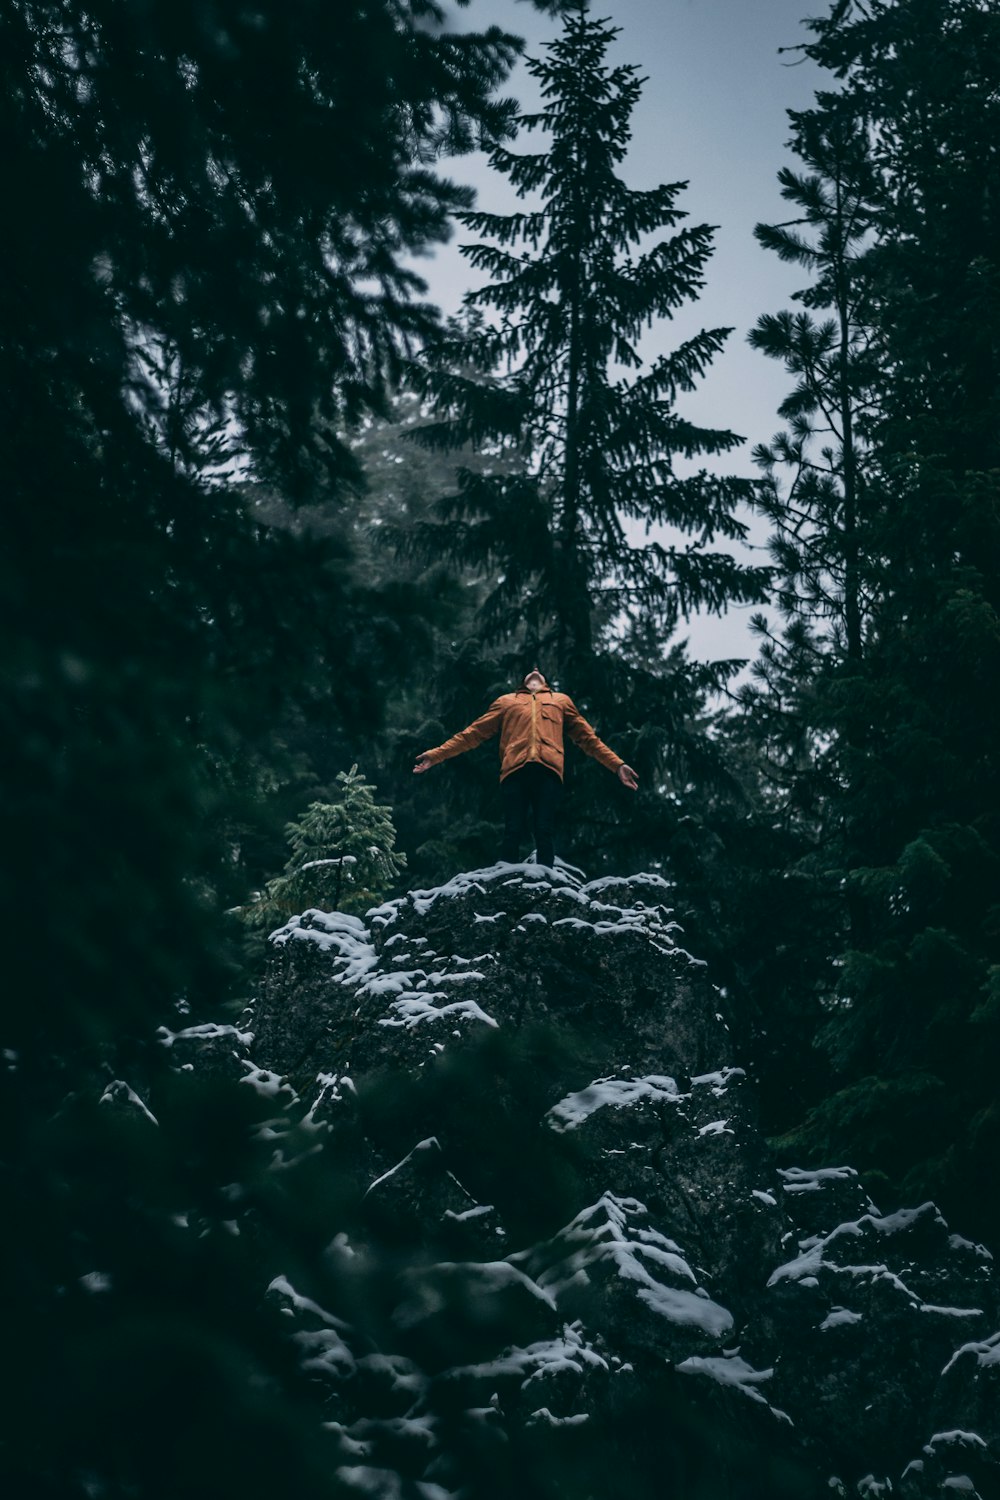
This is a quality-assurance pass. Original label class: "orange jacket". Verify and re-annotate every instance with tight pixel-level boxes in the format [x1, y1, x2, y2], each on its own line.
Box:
[422, 689, 625, 783]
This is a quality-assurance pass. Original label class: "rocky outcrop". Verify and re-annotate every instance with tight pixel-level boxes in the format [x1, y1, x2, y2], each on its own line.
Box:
[171, 865, 1000, 1500]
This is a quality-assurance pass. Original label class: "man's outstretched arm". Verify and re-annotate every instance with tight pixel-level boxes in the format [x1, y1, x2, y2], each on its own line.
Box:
[414, 700, 505, 774]
[563, 700, 639, 790]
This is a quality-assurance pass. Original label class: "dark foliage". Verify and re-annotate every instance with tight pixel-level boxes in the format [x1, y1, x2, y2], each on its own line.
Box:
[0, 2, 568, 1493]
[745, 0, 1000, 1244]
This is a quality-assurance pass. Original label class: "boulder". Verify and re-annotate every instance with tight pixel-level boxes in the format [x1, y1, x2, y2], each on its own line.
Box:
[174, 865, 1000, 1500]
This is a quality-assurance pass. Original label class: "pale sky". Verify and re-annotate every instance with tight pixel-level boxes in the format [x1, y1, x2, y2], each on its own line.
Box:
[417, 0, 826, 664]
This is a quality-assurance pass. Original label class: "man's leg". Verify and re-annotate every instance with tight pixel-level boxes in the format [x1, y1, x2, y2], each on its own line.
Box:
[500, 770, 531, 863]
[531, 766, 562, 868]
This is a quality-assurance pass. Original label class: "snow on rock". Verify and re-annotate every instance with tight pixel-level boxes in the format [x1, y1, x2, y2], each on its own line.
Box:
[546, 1074, 679, 1132]
[949, 1235, 994, 1261]
[819, 1307, 864, 1331]
[379, 993, 498, 1031]
[925, 1433, 989, 1454]
[766, 1200, 994, 1325]
[511, 1192, 734, 1346]
[781, 1165, 860, 1193]
[180, 868, 1000, 1500]
[366, 1137, 442, 1197]
[691, 1066, 746, 1094]
[239, 1060, 296, 1099]
[675, 1352, 791, 1426]
[527, 1407, 589, 1428]
[157, 1021, 254, 1049]
[269, 908, 379, 985]
[896, 1428, 995, 1500]
[368, 862, 580, 929]
[100, 1078, 158, 1126]
[441, 1321, 608, 1392]
[943, 1332, 1000, 1374]
[155, 1019, 260, 1083]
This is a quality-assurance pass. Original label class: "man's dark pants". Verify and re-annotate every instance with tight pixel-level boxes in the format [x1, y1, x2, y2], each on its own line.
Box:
[501, 763, 562, 868]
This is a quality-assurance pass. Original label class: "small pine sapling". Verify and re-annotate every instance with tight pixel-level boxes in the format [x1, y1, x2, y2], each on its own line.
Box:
[238, 766, 406, 924]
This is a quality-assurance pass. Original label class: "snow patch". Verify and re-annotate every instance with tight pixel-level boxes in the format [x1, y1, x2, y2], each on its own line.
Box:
[444, 1321, 608, 1388]
[918, 1305, 984, 1319]
[365, 1137, 440, 1196]
[691, 1068, 746, 1097]
[271, 911, 379, 986]
[521, 1193, 733, 1338]
[240, 1060, 295, 1099]
[100, 1079, 158, 1125]
[79, 1271, 112, 1293]
[924, 1432, 988, 1453]
[581, 873, 672, 897]
[528, 1407, 590, 1427]
[268, 1274, 350, 1330]
[443, 1203, 495, 1224]
[767, 1242, 824, 1286]
[158, 1021, 254, 1049]
[379, 995, 498, 1030]
[768, 1201, 956, 1302]
[547, 1075, 679, 1132]
[301, 1073, 354, 1131]
[943, 1332, 1000, 1374]
[779, 1166, 858, 1194]
[948, 1234, 993, 1260]
[676, 1354, 791, 1423]
[819, 1308, 863, 1331]
[370, 863, 581, 927]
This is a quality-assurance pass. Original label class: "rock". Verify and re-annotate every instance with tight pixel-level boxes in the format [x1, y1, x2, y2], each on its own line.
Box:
[175, 865, 1000, 1500]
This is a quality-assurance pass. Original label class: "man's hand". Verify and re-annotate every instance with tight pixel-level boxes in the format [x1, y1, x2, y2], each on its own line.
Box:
[413, 754, 434, 775]
[617, 764, 639, 791]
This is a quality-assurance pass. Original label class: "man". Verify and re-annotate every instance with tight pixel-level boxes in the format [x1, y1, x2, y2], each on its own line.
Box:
[413, 667, 639, 868]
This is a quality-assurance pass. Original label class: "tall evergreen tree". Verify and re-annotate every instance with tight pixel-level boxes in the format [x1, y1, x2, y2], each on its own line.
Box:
[749, 0, 1000, 1243]
[409, 6, 770, 684]
[749, 100, 881, 666]
[706, 73, 887, 1129]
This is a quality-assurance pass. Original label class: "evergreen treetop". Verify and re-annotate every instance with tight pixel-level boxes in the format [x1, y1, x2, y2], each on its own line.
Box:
[409, 7, 770, 676]
[238, 766, 407, 924]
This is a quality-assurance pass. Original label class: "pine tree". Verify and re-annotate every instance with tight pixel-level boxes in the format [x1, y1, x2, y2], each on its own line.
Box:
[715, 70, 887, 1129]
[240, 766, 407, 923]
[749, 98, 881, 666]
[409, 6, 770, 683]
[751, 0, 1000, 1243]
